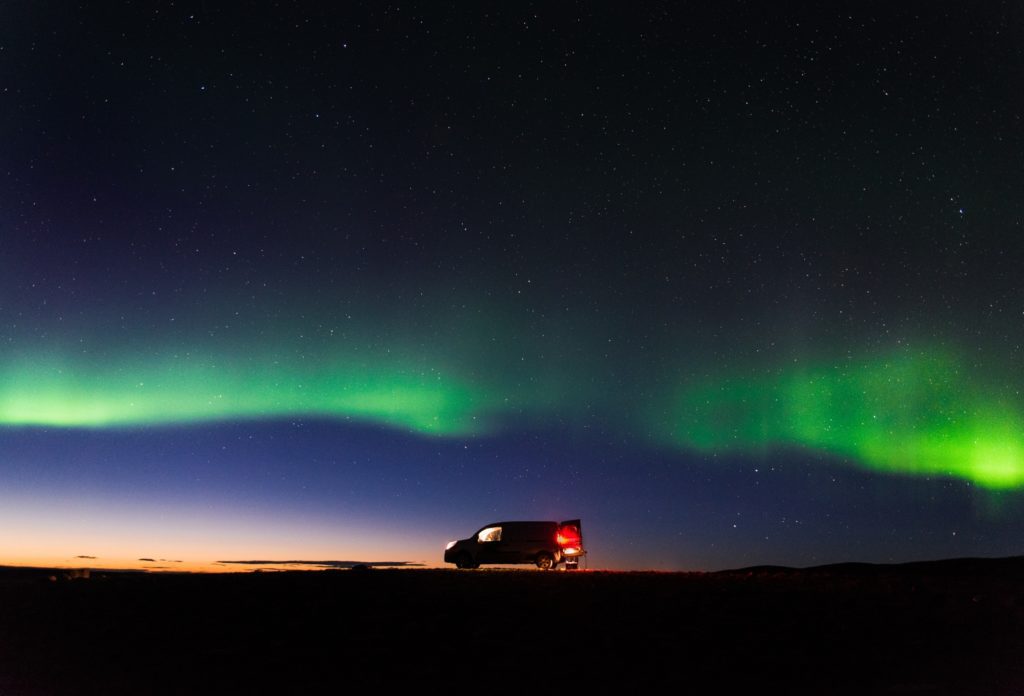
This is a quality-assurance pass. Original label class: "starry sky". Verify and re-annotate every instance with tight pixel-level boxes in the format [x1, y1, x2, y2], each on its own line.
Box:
[2, 2, 1023, 571]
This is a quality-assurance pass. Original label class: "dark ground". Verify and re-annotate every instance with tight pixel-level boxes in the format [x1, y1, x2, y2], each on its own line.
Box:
[1, 558, 1023, 695]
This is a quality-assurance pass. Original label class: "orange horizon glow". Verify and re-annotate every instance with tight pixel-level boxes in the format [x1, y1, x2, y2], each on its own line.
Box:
[0, 557, 444, 573]
[0, 492, 446, 574]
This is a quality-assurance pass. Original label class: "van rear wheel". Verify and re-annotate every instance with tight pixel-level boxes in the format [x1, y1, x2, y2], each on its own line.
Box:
[536, 552, 554, 570]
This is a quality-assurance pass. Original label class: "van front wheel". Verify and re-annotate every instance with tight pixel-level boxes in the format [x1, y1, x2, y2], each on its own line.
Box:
[536, 552, 555, 570]
[455, 553, 477, 569]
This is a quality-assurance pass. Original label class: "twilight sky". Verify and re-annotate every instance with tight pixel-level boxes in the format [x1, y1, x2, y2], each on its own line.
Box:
[1, 2, 1023, 571]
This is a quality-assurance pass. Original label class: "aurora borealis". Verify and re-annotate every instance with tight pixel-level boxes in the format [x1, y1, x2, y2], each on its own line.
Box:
[0, 350, 487, 434]
[668, 349, 1024, 489]
[2, 2, 1023, 571]
[6, 345, 1024, 490]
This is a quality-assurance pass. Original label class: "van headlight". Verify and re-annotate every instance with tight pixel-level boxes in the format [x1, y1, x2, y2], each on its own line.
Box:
[445, 540, 457, 550]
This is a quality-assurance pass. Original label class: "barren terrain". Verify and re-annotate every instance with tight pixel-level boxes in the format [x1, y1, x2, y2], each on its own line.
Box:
[1, 558, 1022, 694]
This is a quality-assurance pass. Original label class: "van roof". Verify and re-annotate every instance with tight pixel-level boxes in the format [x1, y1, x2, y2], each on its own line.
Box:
[480, 520, 580, 527]
[482, 521, 556, 527]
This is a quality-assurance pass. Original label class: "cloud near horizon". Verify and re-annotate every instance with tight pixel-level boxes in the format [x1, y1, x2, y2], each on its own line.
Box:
[217, 560, 421, 569]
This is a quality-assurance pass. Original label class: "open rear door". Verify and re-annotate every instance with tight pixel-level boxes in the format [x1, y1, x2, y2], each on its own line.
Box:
[558, 519, 584, 568]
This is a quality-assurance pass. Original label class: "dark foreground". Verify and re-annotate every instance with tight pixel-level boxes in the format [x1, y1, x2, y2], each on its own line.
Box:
[1, 558, 1023, 695]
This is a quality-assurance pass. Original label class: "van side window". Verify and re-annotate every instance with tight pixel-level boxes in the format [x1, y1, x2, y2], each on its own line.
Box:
[477, 526, 502, 543]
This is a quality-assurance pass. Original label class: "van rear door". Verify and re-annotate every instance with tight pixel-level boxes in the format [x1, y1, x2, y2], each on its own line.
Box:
[557, 519, 583, 554]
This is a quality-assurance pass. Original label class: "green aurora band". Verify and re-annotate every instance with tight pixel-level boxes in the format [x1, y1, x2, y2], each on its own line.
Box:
[0, 352, 492, 435]
[666, 350, 1024, 490]
[3, 344, 1023, 489]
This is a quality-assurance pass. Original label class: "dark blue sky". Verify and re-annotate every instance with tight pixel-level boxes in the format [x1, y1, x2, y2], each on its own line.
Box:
[3, 421, 1021, 569]
[1, 2, 1022, 569]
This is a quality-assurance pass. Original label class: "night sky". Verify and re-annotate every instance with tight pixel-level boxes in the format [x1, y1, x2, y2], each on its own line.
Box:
[2, 2, 1023, 571]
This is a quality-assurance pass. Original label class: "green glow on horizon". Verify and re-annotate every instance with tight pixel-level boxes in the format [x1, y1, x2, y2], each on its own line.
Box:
[0, 353, 491, 435]
[666, 350, 1024, 489]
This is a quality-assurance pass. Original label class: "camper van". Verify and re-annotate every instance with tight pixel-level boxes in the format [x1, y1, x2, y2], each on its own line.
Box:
[444, 520, 584, 570]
